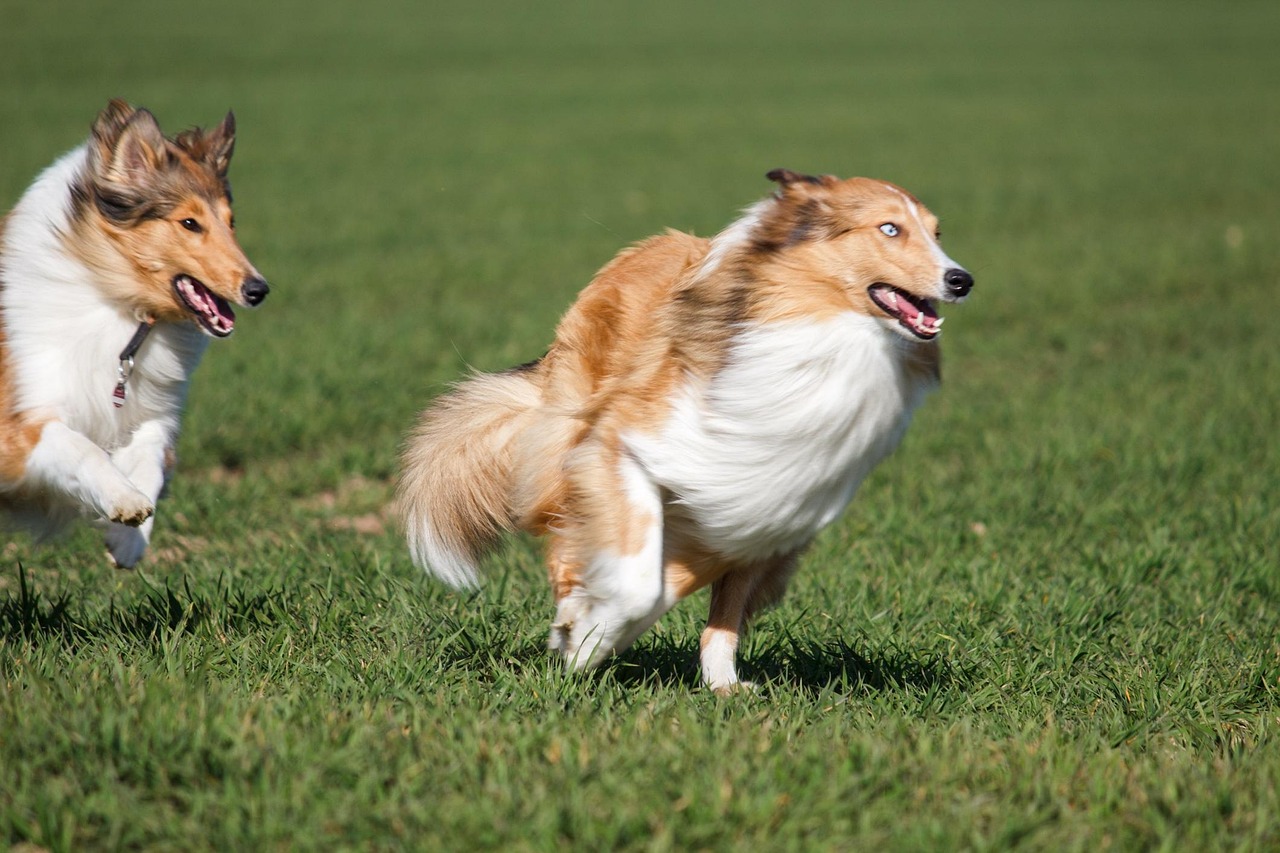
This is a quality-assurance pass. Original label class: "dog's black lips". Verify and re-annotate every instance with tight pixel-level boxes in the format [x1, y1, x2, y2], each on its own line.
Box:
[867, 283, 942, 341]
[173, 275, 236, 337]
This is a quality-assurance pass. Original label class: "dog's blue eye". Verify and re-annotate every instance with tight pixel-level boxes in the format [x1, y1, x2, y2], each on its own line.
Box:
[879, 223, 900, 237]
[180, 218, 203, 234]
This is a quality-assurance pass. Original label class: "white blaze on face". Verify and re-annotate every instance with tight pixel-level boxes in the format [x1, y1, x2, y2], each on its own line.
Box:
[889, 187, 961, 273]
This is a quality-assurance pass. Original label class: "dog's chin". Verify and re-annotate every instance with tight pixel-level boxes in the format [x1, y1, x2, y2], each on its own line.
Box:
[867, 283, 943, 341]
[173, 274, 236, 337]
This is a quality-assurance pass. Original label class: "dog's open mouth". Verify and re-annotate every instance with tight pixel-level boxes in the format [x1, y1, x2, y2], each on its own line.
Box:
[868, 284, 943, 340]
[174, 275, 235, 337]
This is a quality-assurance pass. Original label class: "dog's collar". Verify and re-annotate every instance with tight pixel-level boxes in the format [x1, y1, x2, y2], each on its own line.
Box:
[112, 318, 155, 409]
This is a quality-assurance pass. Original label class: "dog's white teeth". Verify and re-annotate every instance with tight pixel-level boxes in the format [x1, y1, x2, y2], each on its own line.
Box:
[887, 291, 898, 305]
[935, 317, 945, 328]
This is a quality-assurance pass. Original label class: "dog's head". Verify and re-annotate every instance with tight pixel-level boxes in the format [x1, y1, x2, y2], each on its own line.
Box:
[750, 169, 971, 341]
[70, 99, 268, 336]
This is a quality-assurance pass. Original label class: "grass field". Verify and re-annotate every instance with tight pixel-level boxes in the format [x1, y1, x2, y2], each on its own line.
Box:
[3, 0, 1280, 848]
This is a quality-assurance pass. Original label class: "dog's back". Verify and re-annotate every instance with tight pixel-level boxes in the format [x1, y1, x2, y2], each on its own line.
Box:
[398, 230, 709, 588]
[547, 230, 709, 397]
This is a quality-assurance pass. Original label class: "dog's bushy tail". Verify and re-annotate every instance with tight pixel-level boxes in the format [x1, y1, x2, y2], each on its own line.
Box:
[397, 366, 543, 588]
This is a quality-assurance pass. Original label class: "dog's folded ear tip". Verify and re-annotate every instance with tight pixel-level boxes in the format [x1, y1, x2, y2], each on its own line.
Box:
[766, 168, 828, 188]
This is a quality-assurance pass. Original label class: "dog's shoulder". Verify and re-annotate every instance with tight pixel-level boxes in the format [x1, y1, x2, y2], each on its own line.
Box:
[578, 229, 708, 317]
[551, 230, 709, 381]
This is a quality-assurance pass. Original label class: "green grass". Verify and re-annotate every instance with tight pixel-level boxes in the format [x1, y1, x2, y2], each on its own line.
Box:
[3, 0, 1280, 848]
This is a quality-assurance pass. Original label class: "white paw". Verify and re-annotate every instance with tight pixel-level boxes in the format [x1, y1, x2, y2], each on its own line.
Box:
[548, 593, 582, 655]
[106, 489, 154, 527]
[549, 581, 672, 671]
[709, 680, 759, 698]
[104, 522, 150, 568]
[548, 592, 614, 670]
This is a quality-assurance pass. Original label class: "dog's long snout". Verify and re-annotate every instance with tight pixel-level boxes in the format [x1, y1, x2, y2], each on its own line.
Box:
[944, 268, 973, 299]
[241, 277, 270, 307]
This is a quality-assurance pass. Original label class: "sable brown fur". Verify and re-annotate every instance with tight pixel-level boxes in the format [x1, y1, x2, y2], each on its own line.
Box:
[400, 171, 969, 689]
[59, 101, 250, 325]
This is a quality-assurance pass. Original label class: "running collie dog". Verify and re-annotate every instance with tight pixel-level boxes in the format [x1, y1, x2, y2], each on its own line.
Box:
[399, 170, 972, 692]
[0, 100, 268, 567]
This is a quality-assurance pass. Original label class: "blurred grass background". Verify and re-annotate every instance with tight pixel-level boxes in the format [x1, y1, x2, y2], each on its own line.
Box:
[2, 0, 1279, 849]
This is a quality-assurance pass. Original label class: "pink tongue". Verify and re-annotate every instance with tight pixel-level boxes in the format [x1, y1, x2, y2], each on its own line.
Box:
[205, 292, 234, 325]
[898, 297, 939, 335]
[189, 281, 234, 328]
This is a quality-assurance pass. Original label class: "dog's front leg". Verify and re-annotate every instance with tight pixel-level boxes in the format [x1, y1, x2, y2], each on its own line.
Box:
[700, 551, 800, 695]
[23, 420, 154, 530]
[102, 420, 174, 568]
[701, 569, 755, 695]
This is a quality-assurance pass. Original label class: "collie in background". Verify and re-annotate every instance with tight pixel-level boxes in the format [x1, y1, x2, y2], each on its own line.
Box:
[0, 100, 269, 567]
[399, 169, 971, 692]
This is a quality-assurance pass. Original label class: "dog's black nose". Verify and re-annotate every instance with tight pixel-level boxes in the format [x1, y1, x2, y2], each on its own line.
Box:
[944, 268, 973, 298]
[241, 277, 270, 306]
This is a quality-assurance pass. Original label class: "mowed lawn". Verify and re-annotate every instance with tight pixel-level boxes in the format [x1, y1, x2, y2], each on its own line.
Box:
[3, 0, 1279, 848]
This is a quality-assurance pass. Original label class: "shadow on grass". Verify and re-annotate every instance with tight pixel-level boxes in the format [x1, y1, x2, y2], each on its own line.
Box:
[0, 563, 287, 649]
[605, 631, 967, 697]
[5, 563, 967, 701]
[747, 634, 967, 696]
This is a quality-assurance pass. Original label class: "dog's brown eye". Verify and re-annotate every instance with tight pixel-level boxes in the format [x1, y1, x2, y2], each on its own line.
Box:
[180, 218, 203, 234]
[879, 223, 900, 237]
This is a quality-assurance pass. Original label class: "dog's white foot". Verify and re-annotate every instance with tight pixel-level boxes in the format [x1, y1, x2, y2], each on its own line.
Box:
[548, 591, 609, 669]
[701, 626, 755, 695]
[103, 521, 151, 568]
[710, 680, 759, 697]
[549, 590, 648, 671]
[105, 489, 154, 528]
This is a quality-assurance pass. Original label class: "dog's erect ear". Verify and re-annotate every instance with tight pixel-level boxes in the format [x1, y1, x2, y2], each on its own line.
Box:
[766, 168, 834, 189]
[92, 106, 168, 186]
[205, 111, 236, 176]
[91, 99, 139, 149]
[752, 171, 843, 253]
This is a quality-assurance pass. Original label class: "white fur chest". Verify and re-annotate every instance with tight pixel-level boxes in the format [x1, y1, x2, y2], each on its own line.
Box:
[627, 314, 937, 560]
[0, 147, 209, 452]
[5, 304, 207, 451]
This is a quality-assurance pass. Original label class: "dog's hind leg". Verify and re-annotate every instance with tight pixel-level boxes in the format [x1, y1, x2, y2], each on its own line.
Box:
[101, 420, 174, 567]
[22, 421, 153, 527]
[548, 443, 675, 670]
[700, 551, 801, 694]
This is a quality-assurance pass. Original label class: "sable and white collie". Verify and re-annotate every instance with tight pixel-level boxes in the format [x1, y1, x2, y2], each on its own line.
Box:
[0, 100, 268, 567]
[399, 170, 972, 692]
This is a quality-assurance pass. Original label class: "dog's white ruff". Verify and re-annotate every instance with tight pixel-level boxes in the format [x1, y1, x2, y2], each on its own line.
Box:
[0, 147, 208, 563]
[627, 314, 936, 562]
